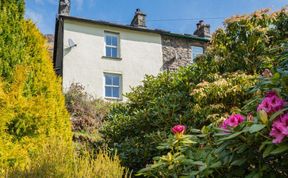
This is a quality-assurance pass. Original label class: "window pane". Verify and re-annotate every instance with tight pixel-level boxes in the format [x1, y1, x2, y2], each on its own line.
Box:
[104, 73, 121, 99]
[105, 75, 112, 85]
[112, 87, 119, 98]
[106, 47, 112, 57]
[112, 76, 119, 85]
[111, 36, 118, 46]
[105, 86, 112, 97]
[192, 46, 204, 60]
[111, 48, 117, 58]
[106, 35, 112, 45]
[192, 46, 203, 54]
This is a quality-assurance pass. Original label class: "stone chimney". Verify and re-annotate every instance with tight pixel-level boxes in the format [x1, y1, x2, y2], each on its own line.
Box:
[193, 20, 211, 38]
[130, 8, 146, 28]
[58, 0, 71, 15]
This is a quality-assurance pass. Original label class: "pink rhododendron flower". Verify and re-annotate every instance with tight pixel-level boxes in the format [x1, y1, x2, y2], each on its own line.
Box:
[270, 113, 288, 144]
[220, 114, 245, 129]
[257, 91, 284, 114]
[171, 125, 186, 134]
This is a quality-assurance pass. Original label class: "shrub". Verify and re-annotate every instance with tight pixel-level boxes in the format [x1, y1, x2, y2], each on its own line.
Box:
[139, 48, 288, 177]
[65, 83, 111, 151]
[65, 83, 111, 133]
[0, 0, 72, 171]
[5, 140, 128, 178]
[101, 8, 288, 171]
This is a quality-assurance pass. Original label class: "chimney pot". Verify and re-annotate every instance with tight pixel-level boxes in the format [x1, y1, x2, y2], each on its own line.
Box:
[193, 20, 211, 38]
[131, 8, 146, 28]
[58, 0, 71, 15]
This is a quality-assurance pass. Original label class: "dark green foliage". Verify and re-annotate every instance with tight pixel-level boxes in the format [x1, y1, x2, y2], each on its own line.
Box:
[101, 8, 288, 171]
[139, 28, 288, 178]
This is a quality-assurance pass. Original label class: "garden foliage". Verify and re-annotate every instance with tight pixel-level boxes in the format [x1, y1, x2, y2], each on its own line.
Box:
[138, 49, 288, 177]
[65, 83, 111, 133]
[101, 8, 288, 171]
[6, 141, 127, 178]
[65, 83, 111, 150]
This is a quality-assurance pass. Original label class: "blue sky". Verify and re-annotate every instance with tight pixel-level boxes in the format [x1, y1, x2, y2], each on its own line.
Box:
[25, 0, 288, 35]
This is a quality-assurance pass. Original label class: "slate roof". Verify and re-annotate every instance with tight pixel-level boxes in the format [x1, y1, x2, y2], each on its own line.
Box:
[60, 15, 210, 42]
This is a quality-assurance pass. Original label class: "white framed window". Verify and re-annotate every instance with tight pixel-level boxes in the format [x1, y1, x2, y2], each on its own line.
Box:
[104, 73, 122, 99]
[105, 32, 119, 58]
[191, 46, 204, 61]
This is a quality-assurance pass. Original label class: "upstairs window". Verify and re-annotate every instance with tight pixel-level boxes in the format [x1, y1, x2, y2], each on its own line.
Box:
[104, 73, 121, 99]
[191, 46, 204, 61]
[105, 32, 119, 58]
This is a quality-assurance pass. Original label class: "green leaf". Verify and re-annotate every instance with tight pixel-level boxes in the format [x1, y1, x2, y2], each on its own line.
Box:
[190, 128, 201, 133]
[215, 142, 231, 153]
[214, 132, 230, 137]
[231, 158, 247, 166]
[209, 161, 222, 168]
[174, 155, 185, 161]
[237, 144, 248, 153]
[248, 124, 266, 133]
[183, 160, 205, 166]
[270, 145, 288, 155]
[259, 141, 272, 152]
[218, 131, 243, 142]
[137, 166, 153, 174]
[150, 162, 164, 169]
[263, 144, 274, 158]
[269, 107, 288, 121]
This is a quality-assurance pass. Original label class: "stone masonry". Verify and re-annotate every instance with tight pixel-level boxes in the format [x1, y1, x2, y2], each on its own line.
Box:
[161, 35, 208, 71]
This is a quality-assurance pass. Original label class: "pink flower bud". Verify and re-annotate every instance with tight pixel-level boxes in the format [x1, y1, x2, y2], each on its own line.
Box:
[171, 125, 186, 134]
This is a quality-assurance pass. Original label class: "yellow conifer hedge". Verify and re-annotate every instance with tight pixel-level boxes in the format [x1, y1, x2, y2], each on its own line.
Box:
[1, 2, 127, 177]
[0, 0, 72, 171]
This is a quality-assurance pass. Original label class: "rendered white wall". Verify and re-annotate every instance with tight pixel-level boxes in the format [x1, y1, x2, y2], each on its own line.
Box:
[62, 20, 163, 100]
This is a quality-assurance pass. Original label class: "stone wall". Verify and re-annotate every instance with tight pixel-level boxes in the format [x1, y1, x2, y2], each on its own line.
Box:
[161, 35, 208, 71]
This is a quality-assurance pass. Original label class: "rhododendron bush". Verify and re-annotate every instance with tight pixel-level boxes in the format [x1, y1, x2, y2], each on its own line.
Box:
[139, 49, 288, 177]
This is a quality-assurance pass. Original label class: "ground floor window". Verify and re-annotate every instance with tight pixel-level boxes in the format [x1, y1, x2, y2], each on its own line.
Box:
[104, 73, 122, 99]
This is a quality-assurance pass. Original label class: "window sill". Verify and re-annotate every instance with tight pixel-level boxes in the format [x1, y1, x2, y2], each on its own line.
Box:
[102, 56, 122, 60]
[104, 97, 123, 101]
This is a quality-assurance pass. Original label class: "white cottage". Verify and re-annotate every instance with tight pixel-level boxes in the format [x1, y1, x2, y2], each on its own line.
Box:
[53, 1, 210, 101]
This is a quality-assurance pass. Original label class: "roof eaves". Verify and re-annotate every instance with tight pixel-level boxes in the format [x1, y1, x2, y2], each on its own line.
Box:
[59, 15, 210, 42]
[161, 32, 210, 42]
